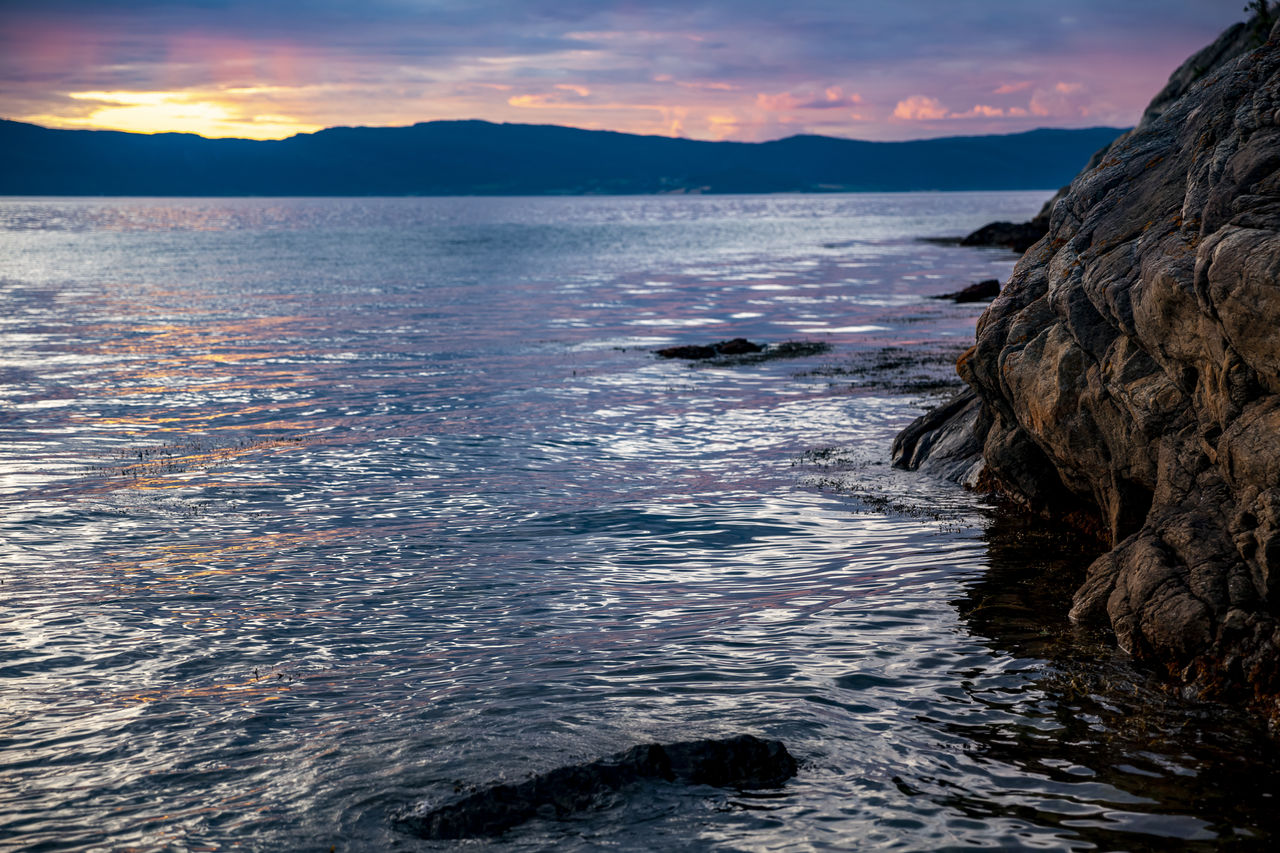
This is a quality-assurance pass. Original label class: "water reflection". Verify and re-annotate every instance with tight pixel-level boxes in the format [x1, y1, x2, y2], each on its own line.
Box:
[943, 509, 1280, 849]
[8, 194, 1272, 851]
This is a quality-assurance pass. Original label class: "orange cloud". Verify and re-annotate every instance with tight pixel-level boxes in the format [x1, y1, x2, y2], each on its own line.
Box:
[554, 83, 591, 97]
[706, 113, 739, 140]
[508, 93, 553, 107]
[891, 95, 948, 121]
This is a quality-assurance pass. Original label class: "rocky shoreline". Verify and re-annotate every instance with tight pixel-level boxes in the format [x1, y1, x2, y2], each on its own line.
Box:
[896, 15, 1280, 720]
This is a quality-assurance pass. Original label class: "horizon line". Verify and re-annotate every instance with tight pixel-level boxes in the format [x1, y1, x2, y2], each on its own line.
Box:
[1, 115, 1130, 147]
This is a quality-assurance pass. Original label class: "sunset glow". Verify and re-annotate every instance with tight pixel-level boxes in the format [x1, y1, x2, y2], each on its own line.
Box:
[0, 2, 1248, 142]
[24, 90, 324, 139]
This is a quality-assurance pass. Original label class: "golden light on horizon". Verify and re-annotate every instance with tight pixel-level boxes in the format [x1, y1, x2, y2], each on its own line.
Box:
[23, 90, 323, 140]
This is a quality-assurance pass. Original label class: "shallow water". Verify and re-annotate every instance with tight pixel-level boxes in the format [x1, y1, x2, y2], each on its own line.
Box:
[2, 193, 1278, 851]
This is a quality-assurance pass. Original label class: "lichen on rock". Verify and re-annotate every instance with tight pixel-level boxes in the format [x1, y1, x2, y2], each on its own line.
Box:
[896, 18, 1280, 718]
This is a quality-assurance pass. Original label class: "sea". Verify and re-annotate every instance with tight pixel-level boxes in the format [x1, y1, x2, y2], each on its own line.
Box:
[2, 193, 1278, 851]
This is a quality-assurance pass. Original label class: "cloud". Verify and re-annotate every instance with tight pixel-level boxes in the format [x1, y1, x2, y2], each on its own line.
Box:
[960, 104, 1006, 117]
[993, 81, 1032, 94]
[0, 1, 1247, 142]
[891, 95, 948, 121]
[756, 85, 861, 112]
[755, 91, 803, 111]
[1030, 81, 1091, 117]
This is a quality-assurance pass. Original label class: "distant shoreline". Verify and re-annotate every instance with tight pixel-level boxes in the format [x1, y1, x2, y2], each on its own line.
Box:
[0, 118, 1122, 197]
[0, 188, 1059, 200]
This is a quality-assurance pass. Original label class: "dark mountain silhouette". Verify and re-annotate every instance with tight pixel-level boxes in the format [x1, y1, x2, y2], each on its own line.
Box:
[0, 118, 1125, 196]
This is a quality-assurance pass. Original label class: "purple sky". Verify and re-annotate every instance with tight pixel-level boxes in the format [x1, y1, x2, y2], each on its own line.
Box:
[0, 1, 1249, 141]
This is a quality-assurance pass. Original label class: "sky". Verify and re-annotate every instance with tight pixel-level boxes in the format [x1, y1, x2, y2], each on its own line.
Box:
[0, 1, 1252, 142]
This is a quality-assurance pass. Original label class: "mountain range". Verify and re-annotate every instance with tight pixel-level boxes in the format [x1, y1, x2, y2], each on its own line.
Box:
[0, 118, 1125, 196]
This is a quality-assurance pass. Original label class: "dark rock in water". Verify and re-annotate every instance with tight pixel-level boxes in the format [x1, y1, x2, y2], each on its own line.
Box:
[654, 339, 831, 364]
[715, 337, 764, 356]
[959, 220, 1047, 253]
[892, 388, 986, 485]
[895, 15, 1280, 719]
[656, 343, 718, 359]
[656, 338, 763, 359]
[743, 340, 831, 361]
[663, 735, 797, 788]
[401, 744, 668, 840]
[399, 735, 796, 840]
[931, 279, 1001, 303]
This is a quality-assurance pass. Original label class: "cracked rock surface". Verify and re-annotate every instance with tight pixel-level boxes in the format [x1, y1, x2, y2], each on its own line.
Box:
[896, 22, 1280, 716]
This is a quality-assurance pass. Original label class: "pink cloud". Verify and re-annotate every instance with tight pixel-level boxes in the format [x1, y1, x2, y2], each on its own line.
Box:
[756, 86, 862, 112]
[554, 83, 591, 97]
[961, 104, 1005, 117]
[891, 94, 948, 121]
[993, 81, 1032, 95]
[756, 91, 804, 111]
[1029, 81, 1091, 117]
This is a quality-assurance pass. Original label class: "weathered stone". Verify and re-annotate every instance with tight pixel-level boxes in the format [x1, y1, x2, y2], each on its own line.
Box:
[399, 735, 797, 839]
[959, 220, 1048, 253]
[891, 388, 987, 486]
[931, 279, 1001, 303]
[656, 338, 763, 359]
[896, 17, 1280, 719]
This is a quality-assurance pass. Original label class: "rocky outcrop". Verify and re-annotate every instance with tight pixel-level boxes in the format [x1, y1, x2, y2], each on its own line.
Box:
[960, 214, 1053, 253]
[398, 735, 797, 839]
[896, 20, 1280, 717]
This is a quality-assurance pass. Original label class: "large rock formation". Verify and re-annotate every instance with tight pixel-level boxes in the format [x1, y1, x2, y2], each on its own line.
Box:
[896, 19, 1280, 717]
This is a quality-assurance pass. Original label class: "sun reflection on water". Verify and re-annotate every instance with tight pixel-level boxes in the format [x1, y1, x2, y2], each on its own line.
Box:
[5, 195, 1273, 852]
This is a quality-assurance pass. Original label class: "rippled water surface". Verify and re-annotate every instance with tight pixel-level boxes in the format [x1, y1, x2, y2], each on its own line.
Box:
[3, 194, 1279, 851]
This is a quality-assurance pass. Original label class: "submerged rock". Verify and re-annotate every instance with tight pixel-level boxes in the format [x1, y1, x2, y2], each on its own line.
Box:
[399, 735, 796, 839]
[654, 339, 830, 363]
[656, 338, 763, 359]
[931, 279, 1001, 303]
[895, 17, 1280, 717]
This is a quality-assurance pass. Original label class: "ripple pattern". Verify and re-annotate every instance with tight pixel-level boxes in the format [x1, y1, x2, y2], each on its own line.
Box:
[2, 194, 1277, 851]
